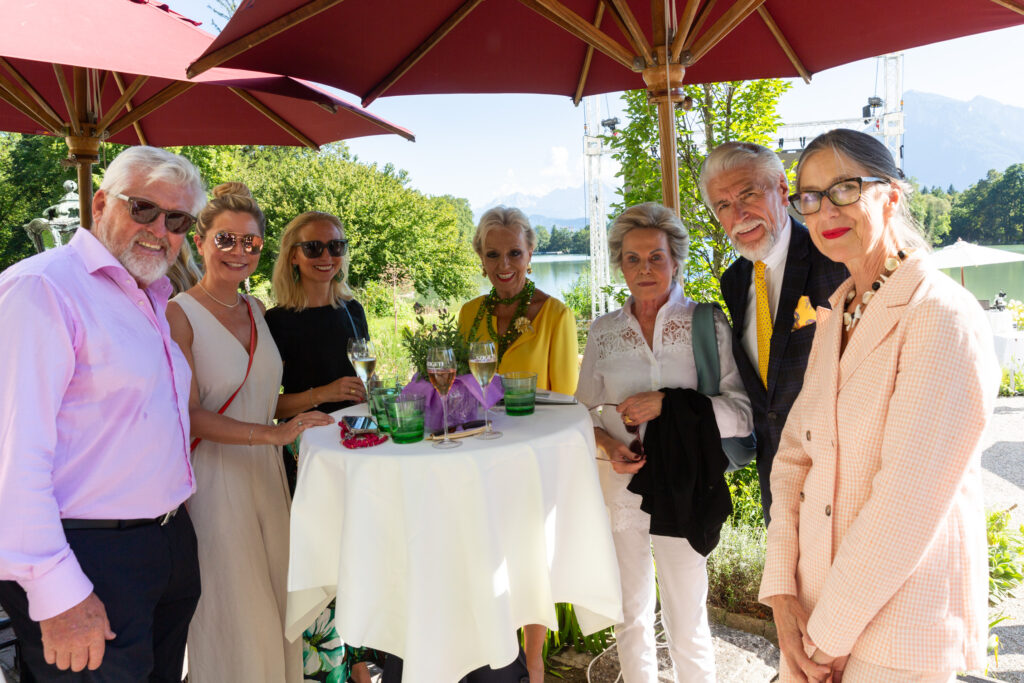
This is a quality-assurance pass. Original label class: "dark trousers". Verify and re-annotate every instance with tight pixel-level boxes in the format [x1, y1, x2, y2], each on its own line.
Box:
[0, 508, 201, 683]
[381, 647, 529, 683]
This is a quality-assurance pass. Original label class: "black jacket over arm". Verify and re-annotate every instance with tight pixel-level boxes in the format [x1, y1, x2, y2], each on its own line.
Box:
[719, 219, 848, 525]
[626, 388, 732, 556]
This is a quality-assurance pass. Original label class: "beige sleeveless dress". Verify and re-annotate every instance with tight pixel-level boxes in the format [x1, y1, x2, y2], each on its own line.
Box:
[174, 293, 301, 683]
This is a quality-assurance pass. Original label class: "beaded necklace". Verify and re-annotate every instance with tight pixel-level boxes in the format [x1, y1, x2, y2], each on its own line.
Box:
[468, 279, 535, 361]
[843, 250, 907, 331]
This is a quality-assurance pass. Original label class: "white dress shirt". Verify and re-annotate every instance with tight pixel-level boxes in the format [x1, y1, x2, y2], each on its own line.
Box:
[741, 216, 793, 371]
[576, 282, 753, 532]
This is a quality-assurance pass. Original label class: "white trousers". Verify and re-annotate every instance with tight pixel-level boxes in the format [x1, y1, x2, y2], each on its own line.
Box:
[611, 527, 716, 683]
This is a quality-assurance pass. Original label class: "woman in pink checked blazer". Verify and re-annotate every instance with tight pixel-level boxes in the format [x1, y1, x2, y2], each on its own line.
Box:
[759, 129, 1000, 683]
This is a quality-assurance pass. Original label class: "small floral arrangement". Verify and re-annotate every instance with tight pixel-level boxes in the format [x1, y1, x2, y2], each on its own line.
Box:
[401, 308, 471, 377]
[1007, 299, 1024, 330]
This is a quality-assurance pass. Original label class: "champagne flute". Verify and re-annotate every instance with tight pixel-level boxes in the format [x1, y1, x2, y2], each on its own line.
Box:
[346, 337, 366, 367]
[350, 339, 377, 388]
[468, 341, 501, 440]
[426, 346, 460, 450]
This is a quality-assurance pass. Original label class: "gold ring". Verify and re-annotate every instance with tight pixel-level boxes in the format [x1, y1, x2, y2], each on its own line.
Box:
[298, 421, 303, 426]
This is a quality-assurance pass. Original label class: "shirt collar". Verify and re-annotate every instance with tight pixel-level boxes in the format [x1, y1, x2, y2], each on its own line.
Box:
[71, 228, 172, 298]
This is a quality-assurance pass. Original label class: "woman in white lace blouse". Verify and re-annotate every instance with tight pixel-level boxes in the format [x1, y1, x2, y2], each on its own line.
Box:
[576, 202, 752, 682]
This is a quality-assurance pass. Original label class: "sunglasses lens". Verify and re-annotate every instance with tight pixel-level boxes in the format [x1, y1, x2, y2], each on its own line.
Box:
[164, 212, 194, 234]
[213, 232, 236, 251]
[629, 438, 643, 456]
[299, 242, 325, 258]
[244, 235, 264, 255]
[327, 240, 347, 257]
[128, 199, 160, 224]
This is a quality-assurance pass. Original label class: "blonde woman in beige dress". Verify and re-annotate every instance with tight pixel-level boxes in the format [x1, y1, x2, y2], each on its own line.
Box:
[167, 183, 332, 683]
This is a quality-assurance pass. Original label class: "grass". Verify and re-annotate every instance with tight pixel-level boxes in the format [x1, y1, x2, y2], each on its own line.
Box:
[707, 523, 770, 620]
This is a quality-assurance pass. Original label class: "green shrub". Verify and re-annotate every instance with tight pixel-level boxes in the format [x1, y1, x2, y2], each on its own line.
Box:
[707, 523, 768, 617]
[998, 367, 1024, 397]
[366, 315, 415, 382]
[988, 507, 1024, 606]
[725, 465, 764, 528]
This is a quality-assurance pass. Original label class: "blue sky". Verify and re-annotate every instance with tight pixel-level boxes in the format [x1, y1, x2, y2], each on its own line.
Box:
[173, 1, 1024, 209]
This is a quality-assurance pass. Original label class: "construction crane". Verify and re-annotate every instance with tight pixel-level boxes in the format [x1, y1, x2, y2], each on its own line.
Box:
[777, 53, 905, 168]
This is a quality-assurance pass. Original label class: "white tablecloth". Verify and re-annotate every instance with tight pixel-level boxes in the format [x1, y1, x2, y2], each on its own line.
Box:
[287, 403, 623, 682]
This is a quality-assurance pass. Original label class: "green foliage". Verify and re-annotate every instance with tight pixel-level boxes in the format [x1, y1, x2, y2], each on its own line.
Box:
[988, 507, 1024, 606]
[561, 266, 592, 320]
[907, 179, 952, 245]
[725, 464, 765, 528]
[534, 225, 551, 252]
[546, 226, 590, 254]
[947, 163, 1024, 245]
[366, 314, 415, 383]
[999, 367, 1024, 397]
[604, 80, 790, 306]
[401, 309, 471, 377]
[706, 523, 768, 616]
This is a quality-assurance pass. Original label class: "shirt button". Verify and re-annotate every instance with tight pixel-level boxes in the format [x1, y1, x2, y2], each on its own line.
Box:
[799, 491, 805, 501]
[825, 505, 832, 516]
[805, 430, 811, 441]
[767, 411, 778, 420]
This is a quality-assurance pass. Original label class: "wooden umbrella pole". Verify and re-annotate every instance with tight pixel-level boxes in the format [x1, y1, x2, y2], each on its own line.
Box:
[642, 46, 685, 216]
[65, 135, 100, 229]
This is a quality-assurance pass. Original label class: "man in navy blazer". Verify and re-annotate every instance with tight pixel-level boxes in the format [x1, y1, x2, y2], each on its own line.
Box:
[700, 142, 847, 526]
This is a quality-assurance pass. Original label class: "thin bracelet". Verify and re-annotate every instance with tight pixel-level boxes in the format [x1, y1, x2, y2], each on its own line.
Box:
[247, 426, 254, 446]
[308, 387, 318, 409]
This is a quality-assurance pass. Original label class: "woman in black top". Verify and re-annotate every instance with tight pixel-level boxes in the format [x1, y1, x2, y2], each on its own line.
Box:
[265, 210, 374, 683]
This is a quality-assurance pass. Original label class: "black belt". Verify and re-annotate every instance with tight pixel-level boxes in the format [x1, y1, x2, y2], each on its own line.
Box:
[61, 506, 180, 531]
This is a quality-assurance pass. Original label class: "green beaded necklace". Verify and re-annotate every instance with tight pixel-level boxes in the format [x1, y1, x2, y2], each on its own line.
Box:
[468, 279, 536, 362]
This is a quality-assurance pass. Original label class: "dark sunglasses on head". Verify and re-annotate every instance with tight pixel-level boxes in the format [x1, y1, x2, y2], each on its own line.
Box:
[213, 231, 264, 255]
[296, 239, 348, 259]
[114, 193, 196, 234]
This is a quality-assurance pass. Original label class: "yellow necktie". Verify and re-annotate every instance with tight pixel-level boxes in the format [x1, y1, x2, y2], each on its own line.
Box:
[754, 261, 771, 387]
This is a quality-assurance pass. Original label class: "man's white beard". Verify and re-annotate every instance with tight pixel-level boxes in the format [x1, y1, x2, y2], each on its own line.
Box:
[731, 218, 779, 262]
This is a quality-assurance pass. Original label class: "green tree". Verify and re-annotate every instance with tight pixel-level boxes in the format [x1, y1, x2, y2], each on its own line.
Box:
[605, 80, 790, 306]
[534, 224, 550, 252]
[946, 167, 1024, 245]
[571, 227, 590, 254]
[907, 178, 952, 245]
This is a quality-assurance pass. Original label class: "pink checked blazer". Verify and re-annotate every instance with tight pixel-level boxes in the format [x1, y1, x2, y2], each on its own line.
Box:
[759, 252, 1000, 673]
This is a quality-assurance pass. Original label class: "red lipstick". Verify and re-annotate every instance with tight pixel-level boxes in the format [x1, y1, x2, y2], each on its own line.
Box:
[822, 227, 851, 240]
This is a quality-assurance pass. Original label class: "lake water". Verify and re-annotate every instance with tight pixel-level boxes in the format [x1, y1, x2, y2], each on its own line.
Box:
[936, 245, 1024, 306]
[475, 254, 593, 297]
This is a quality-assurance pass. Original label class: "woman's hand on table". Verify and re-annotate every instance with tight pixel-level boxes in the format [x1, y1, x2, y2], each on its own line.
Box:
[320, 376, 366, 404]
[768, 595, 831, 682]
[264, 411, 334, 446]
[617, 391, 664, 425]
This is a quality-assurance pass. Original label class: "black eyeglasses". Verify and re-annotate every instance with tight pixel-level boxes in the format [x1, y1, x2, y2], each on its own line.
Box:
[114, 193, 196, 234]
[212, 231, 264, 255]
[296, 239, 348, 258]
[430, 420, 486, 438]
[788, 176, 889, 216]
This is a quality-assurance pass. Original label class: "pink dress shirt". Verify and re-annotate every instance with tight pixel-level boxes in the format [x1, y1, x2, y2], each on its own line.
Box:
[0, 228, 194, 621]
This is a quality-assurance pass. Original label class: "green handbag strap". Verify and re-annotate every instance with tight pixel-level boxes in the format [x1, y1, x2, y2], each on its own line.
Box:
[692, 302, 722, 397]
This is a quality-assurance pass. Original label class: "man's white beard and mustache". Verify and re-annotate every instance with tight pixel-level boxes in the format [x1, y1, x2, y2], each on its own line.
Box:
[730, 217, 778, 262]
[102, 230, 178, 286]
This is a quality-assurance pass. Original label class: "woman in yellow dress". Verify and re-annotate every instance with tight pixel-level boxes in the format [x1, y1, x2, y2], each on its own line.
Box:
[458, 206, 579, 396]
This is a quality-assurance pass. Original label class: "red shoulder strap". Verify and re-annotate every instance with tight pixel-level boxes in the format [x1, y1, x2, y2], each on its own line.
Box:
[190, 298, 257, 452]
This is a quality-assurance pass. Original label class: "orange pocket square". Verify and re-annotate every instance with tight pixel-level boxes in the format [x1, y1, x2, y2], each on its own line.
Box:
[793, 296, 817, 330]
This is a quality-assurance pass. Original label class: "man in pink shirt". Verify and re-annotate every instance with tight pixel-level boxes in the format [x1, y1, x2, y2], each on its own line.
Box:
[0, 146, 206, 682]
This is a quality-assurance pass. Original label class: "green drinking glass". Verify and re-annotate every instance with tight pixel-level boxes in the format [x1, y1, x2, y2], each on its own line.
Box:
[500, 371, 537, 416]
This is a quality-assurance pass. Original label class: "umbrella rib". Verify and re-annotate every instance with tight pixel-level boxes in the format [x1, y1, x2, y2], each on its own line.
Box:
[229, 87, 318, 149]
[605, 0, 653, 65]
[73, 68, 89, 129]
[105, 81, 196, 138]
[110, 72, 149, 146]
[362, 0, 487, 106]
[53, 65, 81, 136]
[0, 79, 62, 134]
[0, 58, 65, 131]
[518, 0, 636, 71]
[680, 0, 719, 53]
[989, 0, 1024, 16]
[316, 95, 416, 142]
[97, 74, 150, 134]
[573, 2, 606, 105]
[602, 1, 644, 59]
[187, 0, 345, 78]
[756, 6, 809, 83]
[687, 0, 764, 64]
[670, 0, 702, 61]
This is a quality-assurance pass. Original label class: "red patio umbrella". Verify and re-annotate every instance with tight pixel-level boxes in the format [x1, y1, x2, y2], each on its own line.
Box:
[187, 0, 1024, 215]
[0, 0, 414, 228]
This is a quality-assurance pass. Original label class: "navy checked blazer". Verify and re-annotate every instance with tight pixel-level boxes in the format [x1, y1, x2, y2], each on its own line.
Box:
[720, 219, 848, 526]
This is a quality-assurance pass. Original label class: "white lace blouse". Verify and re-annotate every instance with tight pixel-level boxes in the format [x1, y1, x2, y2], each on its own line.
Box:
[575, 282, 753, 532]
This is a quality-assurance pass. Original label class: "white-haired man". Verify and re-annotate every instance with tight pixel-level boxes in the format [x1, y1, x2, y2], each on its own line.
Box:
[0, 146, 206, 681]
[701, 141, 847, 526]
